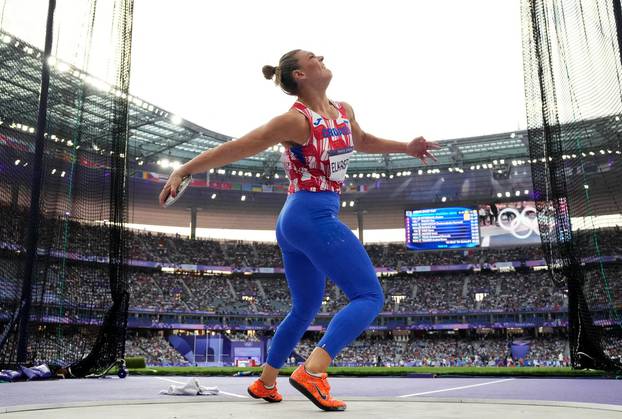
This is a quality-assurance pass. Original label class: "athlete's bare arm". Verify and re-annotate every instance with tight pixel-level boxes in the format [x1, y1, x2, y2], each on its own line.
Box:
[341, 101, 440, 164]
[159, 111, 308, 206]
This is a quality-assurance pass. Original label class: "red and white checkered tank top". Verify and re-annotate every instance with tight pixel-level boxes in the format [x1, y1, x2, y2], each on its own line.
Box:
[282, 100, 354, 194]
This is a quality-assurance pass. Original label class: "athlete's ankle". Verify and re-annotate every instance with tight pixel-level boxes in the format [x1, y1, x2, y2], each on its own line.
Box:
[259, 378, 276, 388]
[303, 364, 324, 377]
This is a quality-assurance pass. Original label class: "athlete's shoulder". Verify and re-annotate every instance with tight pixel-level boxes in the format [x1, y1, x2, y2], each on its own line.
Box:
[337, 101, 356, 120]
[266, 110, 308, 145]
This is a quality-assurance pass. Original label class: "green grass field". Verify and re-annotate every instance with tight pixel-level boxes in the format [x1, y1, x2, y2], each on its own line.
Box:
[127, 366, 611, 378]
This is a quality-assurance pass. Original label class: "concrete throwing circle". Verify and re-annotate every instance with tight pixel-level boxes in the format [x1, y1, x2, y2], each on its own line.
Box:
[2, 398, 622, 419]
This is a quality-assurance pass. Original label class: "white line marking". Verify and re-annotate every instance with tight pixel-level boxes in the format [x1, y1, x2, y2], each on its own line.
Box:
[398, 378, 515, 398]
[153, 376, 249, 399]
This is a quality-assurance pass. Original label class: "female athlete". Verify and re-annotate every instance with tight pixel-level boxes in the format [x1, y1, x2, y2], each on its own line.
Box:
[159, 49, 439, 411]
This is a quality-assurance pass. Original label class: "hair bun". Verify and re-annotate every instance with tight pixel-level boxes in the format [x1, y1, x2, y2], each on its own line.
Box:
[262, 65, 276, 80]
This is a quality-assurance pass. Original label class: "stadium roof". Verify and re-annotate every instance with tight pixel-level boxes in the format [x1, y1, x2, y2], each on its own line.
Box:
[2, 29, 617, 177]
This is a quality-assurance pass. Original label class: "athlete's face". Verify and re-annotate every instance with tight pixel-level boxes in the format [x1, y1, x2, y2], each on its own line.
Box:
[295, 50, 332, 84]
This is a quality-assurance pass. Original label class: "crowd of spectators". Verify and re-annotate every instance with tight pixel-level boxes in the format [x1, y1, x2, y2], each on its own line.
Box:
[2, 203, 621, 369]
[293, 333, 573, 367]
[125, 334, 190, 366]
[2, 325, 619, 369]
[226, 331, 261, 342]
[4, 258, 622, 315]
[3, 203, 622, 271]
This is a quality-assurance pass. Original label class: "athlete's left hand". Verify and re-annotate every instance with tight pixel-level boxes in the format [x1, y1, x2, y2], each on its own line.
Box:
[406, 136, 440, 165]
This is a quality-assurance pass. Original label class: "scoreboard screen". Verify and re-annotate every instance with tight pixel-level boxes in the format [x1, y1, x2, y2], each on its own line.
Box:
[405, 207, 480, 251]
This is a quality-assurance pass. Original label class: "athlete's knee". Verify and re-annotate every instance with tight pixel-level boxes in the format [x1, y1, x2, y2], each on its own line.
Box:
[289, 303, 321, 325]
[370, 288, 385, 314]
[352, 288, 384, 314]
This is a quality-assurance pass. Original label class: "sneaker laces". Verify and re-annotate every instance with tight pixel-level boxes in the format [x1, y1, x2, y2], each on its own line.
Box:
[320, 375, 331, 393]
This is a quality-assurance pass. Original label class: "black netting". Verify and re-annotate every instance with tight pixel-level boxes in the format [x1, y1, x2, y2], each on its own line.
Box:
[0, 0, 133, 376]
[522, 0, 622, 370]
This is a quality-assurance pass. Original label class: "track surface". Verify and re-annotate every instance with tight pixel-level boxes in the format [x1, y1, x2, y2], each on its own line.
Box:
[1, 375, 621, 407]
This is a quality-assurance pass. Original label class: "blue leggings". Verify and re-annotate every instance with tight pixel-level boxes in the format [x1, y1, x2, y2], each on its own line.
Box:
[266, 191, 384, 369]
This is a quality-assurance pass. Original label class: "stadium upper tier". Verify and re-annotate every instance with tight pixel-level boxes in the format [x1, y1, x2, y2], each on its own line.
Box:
[0, 29, 535, 174]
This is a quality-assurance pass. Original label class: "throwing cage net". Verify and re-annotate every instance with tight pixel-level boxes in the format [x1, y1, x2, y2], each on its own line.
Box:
[0, 0, 133, 376]
[522, 0, 622, 370]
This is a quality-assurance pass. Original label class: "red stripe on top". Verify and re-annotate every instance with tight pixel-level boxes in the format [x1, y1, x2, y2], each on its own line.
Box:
[281, 100, 354, 194]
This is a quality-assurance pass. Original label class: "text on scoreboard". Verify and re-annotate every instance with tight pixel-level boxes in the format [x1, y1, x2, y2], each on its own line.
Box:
[404, 207, 480, 250]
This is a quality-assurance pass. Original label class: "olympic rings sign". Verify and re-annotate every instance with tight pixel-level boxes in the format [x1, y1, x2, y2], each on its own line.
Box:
[497, 206, 540, 239]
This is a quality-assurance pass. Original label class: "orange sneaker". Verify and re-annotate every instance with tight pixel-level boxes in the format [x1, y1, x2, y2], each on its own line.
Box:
[247, 379, 283, 403]
[289, 365, 346, 411]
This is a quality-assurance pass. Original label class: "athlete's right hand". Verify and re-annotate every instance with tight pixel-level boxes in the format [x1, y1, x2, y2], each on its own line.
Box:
[159, 169, 185, 207]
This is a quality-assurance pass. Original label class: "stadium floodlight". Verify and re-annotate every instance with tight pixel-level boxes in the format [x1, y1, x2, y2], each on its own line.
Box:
[441, 197, 447, 202]
[510, 133, 516, 138]
[209, 169, 214, 173]
[589, 151, 595, 156]
[524, 190, 529, 195]
[396, 172, 402, 177]
[1, 35, 11, 43]
[515, 191, 520, 196]
[341, 201, 346, 208]
[14, 160, 20, 166]
[241, 195, 246, 201]
[600, 149, 605, 154]
[389, 174, 394, 179]
[137, 160, 144, 166]
[171, 115, 183, 125]
[497, 192, 502, 198]
[61, 171, 66, 178]
[255, 173, 261, 178]
[505, 191, 511, 197]
[51, 169, 56, 175]
[217, 169, 226, 175]
[583, 184, 589, 189]
[211, 193, 217, 199]
[231, 170, 237, 175]
[349, 201, 354, 207]
[274, 173, 280, 179]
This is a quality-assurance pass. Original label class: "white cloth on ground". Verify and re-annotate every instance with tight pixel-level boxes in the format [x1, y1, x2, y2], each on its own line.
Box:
[159, 378, 220, 396]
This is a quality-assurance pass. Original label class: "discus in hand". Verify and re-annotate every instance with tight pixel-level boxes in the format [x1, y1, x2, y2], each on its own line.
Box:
[163, 175, 192, 208]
